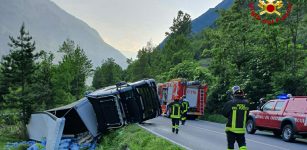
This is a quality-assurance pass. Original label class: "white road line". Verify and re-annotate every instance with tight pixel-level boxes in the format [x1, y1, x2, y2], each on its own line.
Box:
[138, 124, 193, 150]
[189, 124, 290, 150]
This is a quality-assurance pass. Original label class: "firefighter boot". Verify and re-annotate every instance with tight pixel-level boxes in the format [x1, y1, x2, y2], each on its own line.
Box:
[172, 128, 175, 133]
[181, 120, 185, 125]
[176, 129, 178, 134]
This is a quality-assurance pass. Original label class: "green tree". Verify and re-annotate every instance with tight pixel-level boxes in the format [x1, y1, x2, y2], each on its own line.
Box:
[0, 61, 11, 105]
[125, 42, 155, 81]
[53, 39, 93, 103]
[92, 58, 123, 89]
[157, 61, 213, 82]
[31, 52, 55, 109]
[0, 64, 4, 108]
[165, 10, 192, 36]
[0, 24, 40, 136]
[124, 11, 193, 81]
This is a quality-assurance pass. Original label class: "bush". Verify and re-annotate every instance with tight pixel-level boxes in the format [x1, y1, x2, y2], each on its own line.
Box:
[0, 123, 24, 149]
[200, 113, 227, 124]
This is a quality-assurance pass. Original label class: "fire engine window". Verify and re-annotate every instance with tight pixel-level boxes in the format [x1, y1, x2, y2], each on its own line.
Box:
[263, 101, 275, 111]
[274, 101, 285, 111]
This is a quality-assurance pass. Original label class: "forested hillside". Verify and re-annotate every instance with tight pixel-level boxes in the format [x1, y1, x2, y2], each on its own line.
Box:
[93, 1, 307, 114]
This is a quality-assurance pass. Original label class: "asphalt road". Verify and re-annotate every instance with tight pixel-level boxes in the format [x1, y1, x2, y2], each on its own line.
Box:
[139, 117, 307, 150]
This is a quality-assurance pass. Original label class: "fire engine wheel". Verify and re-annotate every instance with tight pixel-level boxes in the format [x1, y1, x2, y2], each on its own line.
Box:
[282, 125, 296, 142]
[187, 115, 197, 120]
[246, 119, 256, 134]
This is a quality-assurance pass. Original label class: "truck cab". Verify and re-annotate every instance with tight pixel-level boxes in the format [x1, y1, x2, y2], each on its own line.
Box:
[87, 79, 161, 133]
[246, 96, 307, 142]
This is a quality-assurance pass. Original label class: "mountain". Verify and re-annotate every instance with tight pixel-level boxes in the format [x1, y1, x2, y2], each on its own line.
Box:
[159, 0, 234, 47]
[191, 0, 234, 33]
[0, 0, 127, 68]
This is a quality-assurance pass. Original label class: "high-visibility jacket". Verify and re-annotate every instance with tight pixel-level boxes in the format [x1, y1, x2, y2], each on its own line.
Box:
[181, 100, 189, 113]
[222, 97, 249, 134]
[170, 102, 182, 119]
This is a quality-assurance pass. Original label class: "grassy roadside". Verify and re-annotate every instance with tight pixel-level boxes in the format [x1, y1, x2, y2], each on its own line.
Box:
[1, 124, 184, 150]
[199, 113, 227, 124]
[97, 124, 184, 150]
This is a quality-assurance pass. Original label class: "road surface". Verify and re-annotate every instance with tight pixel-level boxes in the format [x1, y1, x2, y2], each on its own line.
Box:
[139, 117, 307, 150]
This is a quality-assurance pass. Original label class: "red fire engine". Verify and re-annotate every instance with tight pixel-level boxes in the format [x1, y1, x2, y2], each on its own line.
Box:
[157, 79, 208, 118]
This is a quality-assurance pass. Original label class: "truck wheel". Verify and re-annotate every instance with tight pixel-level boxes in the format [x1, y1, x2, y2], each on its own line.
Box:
[273, 130, 281, 137]
[246, 119, 256, 134]
[282, 125, 296, 142]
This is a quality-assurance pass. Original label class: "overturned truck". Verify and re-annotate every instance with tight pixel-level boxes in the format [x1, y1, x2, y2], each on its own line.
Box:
[87, 79, 162, 132]
[27, 79, 161, 149]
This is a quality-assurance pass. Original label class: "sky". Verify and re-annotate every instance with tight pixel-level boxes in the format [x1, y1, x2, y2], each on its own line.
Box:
[51, 0, 222, 58]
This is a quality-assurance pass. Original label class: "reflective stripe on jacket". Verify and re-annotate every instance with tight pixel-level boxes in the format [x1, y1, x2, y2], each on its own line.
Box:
[182, 101, 189, 113]
[222, 97, 249, 134]
[171, 103, 181, 119]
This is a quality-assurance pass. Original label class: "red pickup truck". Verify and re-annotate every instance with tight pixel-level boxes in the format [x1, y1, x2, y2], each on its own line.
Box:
[246, 96, 307, 142]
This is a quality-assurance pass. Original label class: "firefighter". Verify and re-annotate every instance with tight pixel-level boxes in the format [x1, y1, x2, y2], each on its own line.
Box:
[222, 86, 249, 150]
[180, 95, 189, 125]
[169, 97, 182, 134]
[257, 98, 266, 110]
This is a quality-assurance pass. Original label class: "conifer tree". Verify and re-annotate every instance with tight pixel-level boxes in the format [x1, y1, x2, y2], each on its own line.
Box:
[0, 23, 40, 136]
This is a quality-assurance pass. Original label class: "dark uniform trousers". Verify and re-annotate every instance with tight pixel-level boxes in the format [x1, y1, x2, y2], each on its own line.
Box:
[172, 118, 180, 133]
[226, 131, 246, 150]
[181, 112, 187, 125]
[170, 102, 181, 134]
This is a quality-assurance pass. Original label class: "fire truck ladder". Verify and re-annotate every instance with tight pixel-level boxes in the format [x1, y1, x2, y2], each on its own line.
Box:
[199, 89, 205, 115]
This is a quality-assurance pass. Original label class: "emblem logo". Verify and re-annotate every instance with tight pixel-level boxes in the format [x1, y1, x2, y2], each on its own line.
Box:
[248, 0, 293, 25]
[258, 0, 283, 16]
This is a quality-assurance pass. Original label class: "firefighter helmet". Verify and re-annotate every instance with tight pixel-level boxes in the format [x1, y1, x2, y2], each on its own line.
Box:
[232, 85, 240, 94]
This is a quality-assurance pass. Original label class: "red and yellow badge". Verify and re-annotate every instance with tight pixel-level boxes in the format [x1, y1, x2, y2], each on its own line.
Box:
[258, 0, 283, 16]
[249, 0, 293, 25]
